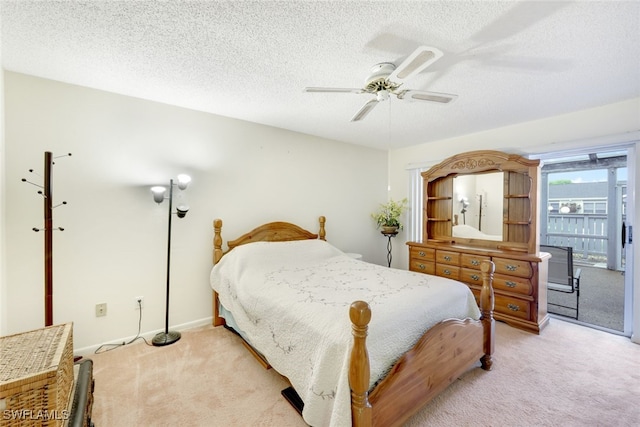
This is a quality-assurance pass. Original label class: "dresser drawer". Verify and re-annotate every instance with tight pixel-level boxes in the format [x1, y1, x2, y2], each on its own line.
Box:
[436, 250, 460, 266]
[494, 295, 532, 320]
[460, 267, 485, 286]
[493, 257, 533, 278]
[493, 273, 533, 296]
[460, 253, 491, 270]
[410, 247, 435, 261]
[410, 259, 435, 275]
[436, 264, 460, 280]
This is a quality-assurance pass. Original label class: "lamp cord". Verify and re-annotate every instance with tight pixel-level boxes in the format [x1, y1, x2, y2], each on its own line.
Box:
[94, 300, 151, 354]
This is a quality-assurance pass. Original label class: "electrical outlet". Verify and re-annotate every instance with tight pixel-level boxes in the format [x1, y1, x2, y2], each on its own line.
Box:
[134, 296, 144, 309]
[95, 303, 107, 317]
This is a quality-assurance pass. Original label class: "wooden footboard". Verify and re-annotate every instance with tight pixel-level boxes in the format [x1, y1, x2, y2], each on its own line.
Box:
[349, 260, 495, 427]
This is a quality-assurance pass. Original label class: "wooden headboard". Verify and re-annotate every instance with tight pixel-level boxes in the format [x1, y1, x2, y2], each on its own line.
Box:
[211, 216, 326, 327]
[212, 216, 326, 265]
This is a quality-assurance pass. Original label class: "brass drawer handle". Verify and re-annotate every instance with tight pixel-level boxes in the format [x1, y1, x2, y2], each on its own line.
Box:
[418, 263, 426, 270]
[444, 255, 452, 261]
[505, 281, 517, 288]
[471, 260, 480, 266]
[507, 303, 520, 311]
[506, 264, 518, 271]
[419, 251, 426, 257]
[443, 269, 451, 275]
[470, 274, 480, 281]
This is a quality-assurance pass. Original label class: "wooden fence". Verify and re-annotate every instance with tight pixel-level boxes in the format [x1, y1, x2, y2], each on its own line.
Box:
[545, 214, 609, 259]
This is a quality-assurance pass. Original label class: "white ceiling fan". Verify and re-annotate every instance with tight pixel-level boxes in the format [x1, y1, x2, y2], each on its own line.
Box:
[304, 46, 458, 122]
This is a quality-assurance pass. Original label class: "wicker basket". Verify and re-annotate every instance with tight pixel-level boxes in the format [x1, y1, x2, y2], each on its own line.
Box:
[0, 323, 74, 426]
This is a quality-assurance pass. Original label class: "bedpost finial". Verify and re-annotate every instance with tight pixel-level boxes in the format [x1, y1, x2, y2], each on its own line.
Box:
[349, 301, 371, 327]
[319, 216, 326, 241]
[480, 259, 494, 274]
[213, 219, 224, 265]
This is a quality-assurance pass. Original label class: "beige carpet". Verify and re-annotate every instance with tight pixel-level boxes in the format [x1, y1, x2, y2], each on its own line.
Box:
[90, 319, 640, 426]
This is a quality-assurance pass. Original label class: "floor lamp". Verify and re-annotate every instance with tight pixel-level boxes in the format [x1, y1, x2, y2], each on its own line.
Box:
[151, 174, 191, 346]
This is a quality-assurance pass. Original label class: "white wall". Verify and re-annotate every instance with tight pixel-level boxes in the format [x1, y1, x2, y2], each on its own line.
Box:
[2, 72, 388, 352]
[388, 97, 640, 342]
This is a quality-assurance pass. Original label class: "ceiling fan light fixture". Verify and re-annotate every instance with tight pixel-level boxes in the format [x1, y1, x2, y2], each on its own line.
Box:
[376, 90, 390, 102]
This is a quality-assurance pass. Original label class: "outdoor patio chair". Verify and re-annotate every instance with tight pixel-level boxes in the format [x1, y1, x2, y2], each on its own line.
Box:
[541, 244, 581, 319]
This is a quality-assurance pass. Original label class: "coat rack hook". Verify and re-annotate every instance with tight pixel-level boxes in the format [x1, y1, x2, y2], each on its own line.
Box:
[21, 178, 44, 189]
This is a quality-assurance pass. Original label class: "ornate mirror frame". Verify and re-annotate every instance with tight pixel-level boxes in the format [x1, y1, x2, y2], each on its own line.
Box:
[421, 150, 541, 254]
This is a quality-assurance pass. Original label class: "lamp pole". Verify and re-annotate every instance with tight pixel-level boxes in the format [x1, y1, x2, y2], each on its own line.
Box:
[152, 178, 181, 346]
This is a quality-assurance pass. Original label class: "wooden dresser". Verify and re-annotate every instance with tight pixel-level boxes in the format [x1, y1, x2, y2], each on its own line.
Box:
[408, 242, 549, 333]
[409, 150, 550, 333]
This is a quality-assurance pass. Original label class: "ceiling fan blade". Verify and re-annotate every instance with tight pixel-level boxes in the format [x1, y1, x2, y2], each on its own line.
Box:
[388, 46, 444, 83]
[350, 99, 379, 122]
[397, 90, 458, 104]
[304, 87, 364, 94]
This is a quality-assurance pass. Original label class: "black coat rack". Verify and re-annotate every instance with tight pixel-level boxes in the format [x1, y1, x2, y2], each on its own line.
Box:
[22, 151, 71, 326]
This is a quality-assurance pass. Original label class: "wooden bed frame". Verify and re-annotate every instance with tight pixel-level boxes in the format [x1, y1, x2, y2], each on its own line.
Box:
[211, 216, 495, 427]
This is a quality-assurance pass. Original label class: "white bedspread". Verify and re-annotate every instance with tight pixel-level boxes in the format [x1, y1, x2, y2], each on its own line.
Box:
[453, 224, 502, 241]
[210, 240, 480, 427]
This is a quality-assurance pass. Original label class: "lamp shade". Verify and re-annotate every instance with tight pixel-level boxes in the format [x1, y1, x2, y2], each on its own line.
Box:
[177, 174, 191, 190]
[151, 186, 166, 203]
[176, 204, 190, 218]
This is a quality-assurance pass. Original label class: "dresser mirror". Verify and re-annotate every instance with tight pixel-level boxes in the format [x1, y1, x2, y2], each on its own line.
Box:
[452, 173, 503, 241]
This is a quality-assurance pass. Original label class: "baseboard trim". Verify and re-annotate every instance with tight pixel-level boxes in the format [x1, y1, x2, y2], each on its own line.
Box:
[74, 316, 213, 356]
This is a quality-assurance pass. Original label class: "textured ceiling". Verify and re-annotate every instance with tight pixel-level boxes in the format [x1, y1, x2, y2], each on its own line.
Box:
[1, 1, 639, 150]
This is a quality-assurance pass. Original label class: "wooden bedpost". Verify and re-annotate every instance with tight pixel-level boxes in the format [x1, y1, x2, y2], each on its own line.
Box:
[319, 216, 326, 241]
[213, 219, 225, 327]
[213, 219, 223, 264]
[349, 301, 372, 427]
[480, 260, 495, 370]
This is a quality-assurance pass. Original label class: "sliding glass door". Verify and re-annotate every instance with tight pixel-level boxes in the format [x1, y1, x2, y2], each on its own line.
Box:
[538, 146, 634, 336]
